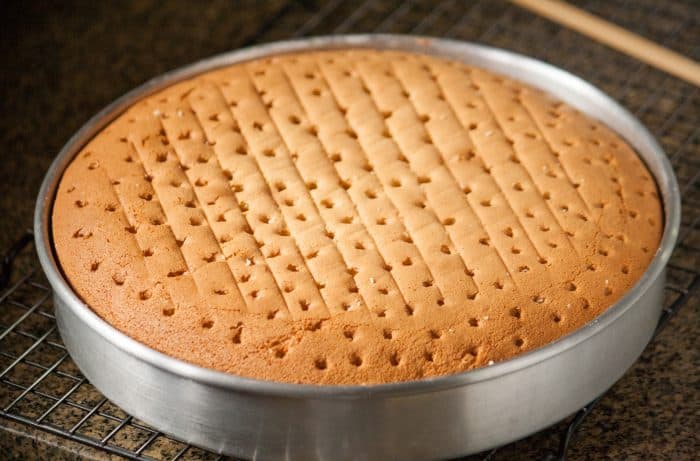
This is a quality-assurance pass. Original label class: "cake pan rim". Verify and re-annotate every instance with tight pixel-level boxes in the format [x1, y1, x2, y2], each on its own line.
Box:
[34, 34, 681, 397]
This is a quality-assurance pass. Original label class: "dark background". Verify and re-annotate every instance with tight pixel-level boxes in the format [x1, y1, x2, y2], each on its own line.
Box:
[0, 1, 697, 459]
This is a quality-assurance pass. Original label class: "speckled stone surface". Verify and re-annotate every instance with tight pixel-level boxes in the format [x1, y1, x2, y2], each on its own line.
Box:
[0, 0, 698, 459]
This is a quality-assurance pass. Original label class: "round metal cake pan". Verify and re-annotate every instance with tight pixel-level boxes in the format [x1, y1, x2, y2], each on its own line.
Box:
[34, 35, 680, 460]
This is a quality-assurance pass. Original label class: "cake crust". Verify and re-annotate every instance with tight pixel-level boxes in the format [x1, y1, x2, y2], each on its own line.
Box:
[52, 50, 663, 384]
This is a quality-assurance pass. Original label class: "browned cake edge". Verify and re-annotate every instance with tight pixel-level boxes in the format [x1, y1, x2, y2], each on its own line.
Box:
[51, 49, 663, 384]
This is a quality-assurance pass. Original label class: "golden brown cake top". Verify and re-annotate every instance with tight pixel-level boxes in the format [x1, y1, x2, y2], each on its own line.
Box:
[52, 50, 662, 384]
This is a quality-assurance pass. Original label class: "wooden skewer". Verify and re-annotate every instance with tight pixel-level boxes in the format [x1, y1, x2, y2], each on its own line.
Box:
[512, 0, 700, 87]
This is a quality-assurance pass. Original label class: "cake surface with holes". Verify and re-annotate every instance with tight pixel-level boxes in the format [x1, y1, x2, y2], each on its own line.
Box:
[52, 49, 662, 384]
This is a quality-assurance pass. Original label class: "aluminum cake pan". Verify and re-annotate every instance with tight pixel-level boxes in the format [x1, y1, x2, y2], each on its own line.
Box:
[34, 35, 681, 460]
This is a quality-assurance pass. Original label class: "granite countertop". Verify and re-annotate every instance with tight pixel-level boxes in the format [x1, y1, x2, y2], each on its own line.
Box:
[0, 1, 697, 459]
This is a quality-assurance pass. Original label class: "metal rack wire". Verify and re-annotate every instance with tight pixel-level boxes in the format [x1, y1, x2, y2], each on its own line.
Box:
[1, 1, 698, 460]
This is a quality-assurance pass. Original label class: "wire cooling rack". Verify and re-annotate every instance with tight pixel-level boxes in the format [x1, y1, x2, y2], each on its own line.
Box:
[1, 1, 698, 460]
